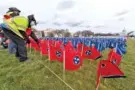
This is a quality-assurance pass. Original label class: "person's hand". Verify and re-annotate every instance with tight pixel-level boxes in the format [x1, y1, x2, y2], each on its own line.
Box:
[34, 39, 39, 44]
[26, 39, 30, 44]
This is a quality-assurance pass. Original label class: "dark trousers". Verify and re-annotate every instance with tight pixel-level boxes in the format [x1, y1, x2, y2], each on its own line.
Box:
[2, 28, 28, 61]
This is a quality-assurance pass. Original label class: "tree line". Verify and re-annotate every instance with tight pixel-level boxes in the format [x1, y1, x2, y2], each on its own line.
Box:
[43, 29, 120, 37]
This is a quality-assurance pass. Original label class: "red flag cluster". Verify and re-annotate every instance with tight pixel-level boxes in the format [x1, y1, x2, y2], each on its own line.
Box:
[27, 39, 101, 71]
[27, 39, 125, 89]
[96, 49, 125, 89]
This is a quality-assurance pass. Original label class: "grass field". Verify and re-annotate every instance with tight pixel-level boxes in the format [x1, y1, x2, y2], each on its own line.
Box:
[0, 38, 135, 90]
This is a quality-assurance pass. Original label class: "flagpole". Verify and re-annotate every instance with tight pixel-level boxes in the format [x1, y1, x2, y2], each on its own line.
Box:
[63, 49, 66, 81]
[48, 40, 50, 61]
[81, 43, 84, 56]
[96, 75, 101, 90]
[40, 44, 43, 60]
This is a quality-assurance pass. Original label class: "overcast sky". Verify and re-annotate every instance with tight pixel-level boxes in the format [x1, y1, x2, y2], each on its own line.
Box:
[0, 0, 135, 33]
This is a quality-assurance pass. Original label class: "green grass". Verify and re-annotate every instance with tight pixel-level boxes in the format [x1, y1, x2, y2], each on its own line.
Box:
[0, 38, 135, 90]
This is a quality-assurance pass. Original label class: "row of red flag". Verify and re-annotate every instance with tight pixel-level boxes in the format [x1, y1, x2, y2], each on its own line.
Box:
[96, 49, 125, 89]
[27, 38, 125, 89]
[27, 38, 101, 70]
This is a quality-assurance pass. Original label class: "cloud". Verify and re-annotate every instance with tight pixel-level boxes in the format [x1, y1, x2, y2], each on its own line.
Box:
[37, 20, 48, 24]
[64, 21, 84, 27]
[57, 0, 75, 11]
[80, 25, 91, 28]
[85, 25, 91, 28]
[115, 10, 130, 17]
[118, 17, 125, 21]
[0, 5, 9, 16]
[52, 14, 60, 20]
[94, 25, 105, 28]
[53, 22, 62, 26]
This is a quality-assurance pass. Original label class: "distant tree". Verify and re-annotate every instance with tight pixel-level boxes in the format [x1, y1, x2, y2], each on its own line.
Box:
[64, 32, 71, 37]
[41, 31, 45, 37]
[60, 29, 65, 37]
[114, 33, 120, 36]
[73, 31, 81, 37]
[47, 32, 54, 37]
[52, 29, 72, 37]
[53, 30, 61, 37]
[81, 30, 94, 37]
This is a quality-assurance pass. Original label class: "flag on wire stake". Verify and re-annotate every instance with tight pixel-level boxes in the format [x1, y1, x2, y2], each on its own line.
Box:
[96, 60, 125, 90]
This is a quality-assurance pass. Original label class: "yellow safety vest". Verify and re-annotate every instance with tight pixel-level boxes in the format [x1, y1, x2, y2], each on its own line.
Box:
[3, 16, 29, 39]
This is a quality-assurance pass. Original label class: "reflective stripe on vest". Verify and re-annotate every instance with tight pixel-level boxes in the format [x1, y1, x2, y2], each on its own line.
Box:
[3, 18, 24, 38]
[3, 16, 29, 39]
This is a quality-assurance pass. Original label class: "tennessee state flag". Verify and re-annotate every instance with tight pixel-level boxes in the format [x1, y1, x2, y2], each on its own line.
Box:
[96, 60, 125, 89]
[55, 41, 64, 62]
[81, 44, 101, 60]
[107, 48, 122, 66]
[48, 40, 56, 47]
[64, 40, 74, 50]
[40, 40, 49, 55]
[81, 45, 93, 60]
[49, 44, 57, 61]
[49, 41, 64, 62]
[91, 44, 102, 60]
[64, 46, 82, 71]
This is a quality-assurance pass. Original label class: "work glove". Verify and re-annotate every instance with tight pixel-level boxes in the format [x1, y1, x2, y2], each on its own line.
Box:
[26, 39, 30, 44]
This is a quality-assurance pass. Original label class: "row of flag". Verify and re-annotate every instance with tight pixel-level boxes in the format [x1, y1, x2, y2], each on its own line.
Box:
[28, 38, 101, 70]
[27, 37, 127, 89]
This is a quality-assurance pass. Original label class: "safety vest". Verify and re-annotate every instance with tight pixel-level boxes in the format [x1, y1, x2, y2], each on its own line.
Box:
[3, 16, 29, 39]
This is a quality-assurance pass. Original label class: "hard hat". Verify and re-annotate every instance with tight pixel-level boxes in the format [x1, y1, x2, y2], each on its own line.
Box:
[8, 7, 21, 13]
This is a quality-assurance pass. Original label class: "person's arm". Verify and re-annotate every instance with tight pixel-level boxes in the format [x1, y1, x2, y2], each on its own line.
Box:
[30, 31, 39, 44]
[26, 28, 39, 44]
[19, 30, 30, 43]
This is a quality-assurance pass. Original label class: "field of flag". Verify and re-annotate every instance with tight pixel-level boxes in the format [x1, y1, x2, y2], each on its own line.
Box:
[27, 37, 127, 89]
[0, 37, 135, 90]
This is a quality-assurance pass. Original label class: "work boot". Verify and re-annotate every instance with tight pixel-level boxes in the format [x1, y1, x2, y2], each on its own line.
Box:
[19, 57, 31, 62]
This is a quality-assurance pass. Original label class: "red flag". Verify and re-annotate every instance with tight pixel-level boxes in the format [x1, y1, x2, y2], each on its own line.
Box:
[77, 42, 83, 52]
[82, 45, 93, 59]
[108, 49, 122, 66]
[48, 40, 56, 47]
[40, 40, 49, 55]
[54, 47, 64, 62]
[64, 41, 74, 50]
[64, 48, 82, 71]
[49, 41, 64, 62]
[49, 45, 57, 61]
[55, 40, 63, 48]
[29, 38, 40, 51]
[81, 45, 101, 61]
[96, 60, 125, 89]
[91, 45, 101, 60]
